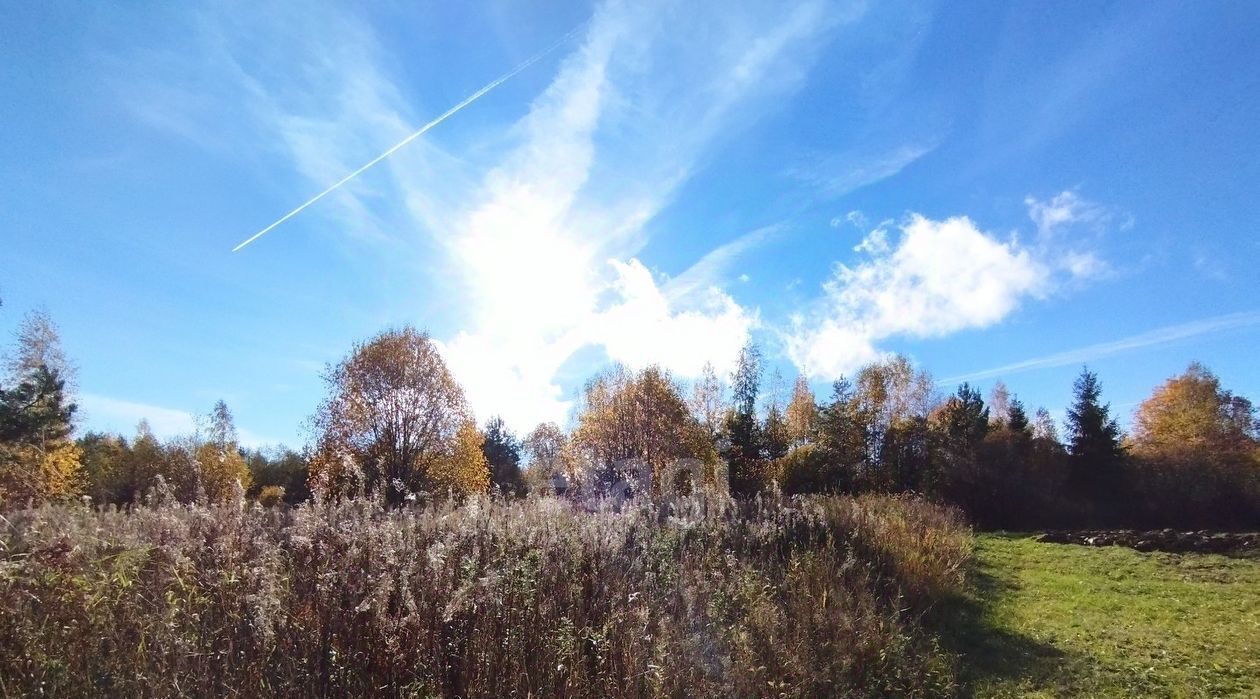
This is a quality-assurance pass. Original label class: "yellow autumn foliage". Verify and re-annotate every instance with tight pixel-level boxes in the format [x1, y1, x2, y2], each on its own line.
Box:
[0, 440, 83, 507]
[429, 421, 490, 496]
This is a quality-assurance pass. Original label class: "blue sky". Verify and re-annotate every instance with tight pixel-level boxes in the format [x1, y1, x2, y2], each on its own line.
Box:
[3, 1, 1258, 446]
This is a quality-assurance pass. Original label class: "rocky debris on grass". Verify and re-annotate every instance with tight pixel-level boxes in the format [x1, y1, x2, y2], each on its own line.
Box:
[1036, 529, 1259, 554]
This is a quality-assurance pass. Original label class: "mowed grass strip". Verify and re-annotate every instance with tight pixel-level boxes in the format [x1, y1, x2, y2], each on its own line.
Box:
[944, 534, 1260, 698]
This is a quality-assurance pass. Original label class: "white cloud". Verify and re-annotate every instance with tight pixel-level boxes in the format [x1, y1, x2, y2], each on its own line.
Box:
[595, 260, 755, 378]
[786, 139, 937, 206]
[77, 393, 271, 447]
[829, 210, 869, 229]
[788, 214, 1051, 378]
[1026, 190, 1096, 235]
[664, 224, 779, 303]
[79, 393, 198, 437]
[408, 1, 841, 431]
[789, 192, 1126, 379]
[1025, 190, 1124, 280]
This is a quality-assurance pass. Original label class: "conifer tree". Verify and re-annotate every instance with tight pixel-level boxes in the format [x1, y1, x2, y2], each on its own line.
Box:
[1065, 367, 1125, 491]
[721, 341, 764, 494]
[0, 311, 83, 506]
[1007, 397, 1030, 435]
[939, 383, 989, 449]
[482, 416, 525, 496]
[763, 403, 790, 461]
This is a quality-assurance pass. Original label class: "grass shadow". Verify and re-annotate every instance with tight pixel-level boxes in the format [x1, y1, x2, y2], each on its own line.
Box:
[931, 548, 1073, 696]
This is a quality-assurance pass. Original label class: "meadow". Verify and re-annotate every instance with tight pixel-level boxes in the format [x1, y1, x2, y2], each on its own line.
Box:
[943, 534, 1260, 698]
[0, 493, 970, 697]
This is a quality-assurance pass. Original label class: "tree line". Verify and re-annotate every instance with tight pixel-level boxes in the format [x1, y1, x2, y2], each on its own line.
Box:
[1, 306, 1256, 528]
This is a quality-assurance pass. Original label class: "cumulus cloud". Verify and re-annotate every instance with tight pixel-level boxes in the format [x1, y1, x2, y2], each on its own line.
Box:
[405, 2, 845, 430]
[595, 260, 756, 377]
[393, 1, 841, 431]
[787, 204, 1106, 379]
[138, 3, 1120, 434]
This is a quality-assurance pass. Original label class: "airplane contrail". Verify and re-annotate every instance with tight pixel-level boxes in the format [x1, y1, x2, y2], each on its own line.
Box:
[937, 310, 1260, 385]
[233, 24, 585, 252]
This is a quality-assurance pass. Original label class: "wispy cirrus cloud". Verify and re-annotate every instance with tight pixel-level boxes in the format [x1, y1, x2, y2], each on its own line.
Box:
[128, 3, 1136, 433]
[664, 224, 783, 304]
[432, 0, 843, 429]
[131, 1, 851, 431]
[939, 311, 1260, 384]
[786, 141, 937, 198]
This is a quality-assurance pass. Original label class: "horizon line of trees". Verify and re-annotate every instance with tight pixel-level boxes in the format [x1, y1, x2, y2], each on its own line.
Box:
[2, 305, 1256, 528]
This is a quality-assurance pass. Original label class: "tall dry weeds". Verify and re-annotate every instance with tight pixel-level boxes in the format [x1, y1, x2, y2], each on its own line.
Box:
[0, 492, 969, 697]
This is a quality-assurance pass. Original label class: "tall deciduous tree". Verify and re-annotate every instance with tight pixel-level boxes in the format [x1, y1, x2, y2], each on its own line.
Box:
[785, 376, 817, 447]
[988, 381, 1011, 427]
[1032, 407, 1060, 444]
[309, 327, 473, 502]
[6, 310, 74, 387]
[573, 365, 715, 493]
[689, 361, 725, 440]
[194, 400, 251, 502]
[429, 421, 490, 496]
[523, 422, 571, 493]
[1130, 362, 1258, 461]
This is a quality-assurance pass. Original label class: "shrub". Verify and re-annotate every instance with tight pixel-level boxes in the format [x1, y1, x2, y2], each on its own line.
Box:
[257, 484, 286, 507]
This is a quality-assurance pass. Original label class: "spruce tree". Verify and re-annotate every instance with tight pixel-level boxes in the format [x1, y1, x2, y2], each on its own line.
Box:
[1007, 397, 1030, 435]
[1065, 367, 1125, 492]
[482, 416, 525, 496]
[0, 316, 82, 505]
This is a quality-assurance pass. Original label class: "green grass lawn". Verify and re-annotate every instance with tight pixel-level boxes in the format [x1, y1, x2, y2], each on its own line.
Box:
[940, 534, 1260, 698]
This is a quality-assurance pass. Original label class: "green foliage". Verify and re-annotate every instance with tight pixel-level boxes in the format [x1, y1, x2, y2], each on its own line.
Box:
[938, 383, 990, 450]
[0, 366, 76, 445]
[762, 402, 789, 461]
[722, 340, 766, 495]
[1066, 367, 1126, 490]
[0, 315, 82, 506]
[1006, 398, 1029, 435]
[780, 443, 846, 495]
[244, 447, 310, 504]
[482, 416, 525, 496]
